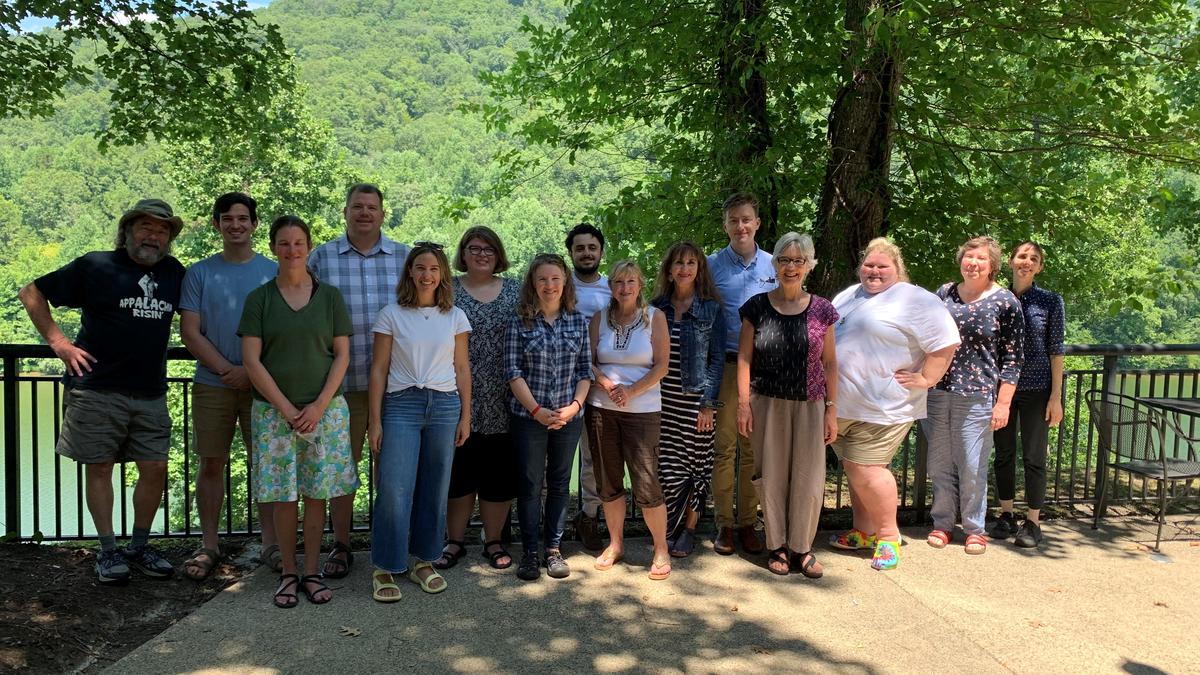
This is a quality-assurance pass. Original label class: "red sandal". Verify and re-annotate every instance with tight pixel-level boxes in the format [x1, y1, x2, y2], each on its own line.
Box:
[964, 533, 988, 555]
[926, 529, 951, 549]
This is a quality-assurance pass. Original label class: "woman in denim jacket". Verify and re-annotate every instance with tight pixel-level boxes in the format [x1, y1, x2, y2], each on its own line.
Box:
[650, 241, 726, 557]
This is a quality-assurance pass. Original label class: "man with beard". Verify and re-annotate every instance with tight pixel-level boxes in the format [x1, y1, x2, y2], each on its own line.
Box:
[19, 199, 186, 585]
[308, 184, 410, 578]
[566, 223, 610, 551]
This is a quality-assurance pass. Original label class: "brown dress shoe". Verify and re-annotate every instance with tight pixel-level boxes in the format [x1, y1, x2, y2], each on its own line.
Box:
[574, 511, 603, 552]
[713, 527, 736, 555]
[737, 525, 764, 554]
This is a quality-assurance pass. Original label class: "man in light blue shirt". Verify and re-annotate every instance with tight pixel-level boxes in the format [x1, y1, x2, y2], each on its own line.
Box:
[707, 192, 776, 556]
[180, 192, 278, 579]
[308, 183, 411, 579]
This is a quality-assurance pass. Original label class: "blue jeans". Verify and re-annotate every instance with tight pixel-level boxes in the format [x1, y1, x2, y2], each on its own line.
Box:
[921, 389, 993, 536]
[372, 388, 460, 573]
[511, 414, 583, 554]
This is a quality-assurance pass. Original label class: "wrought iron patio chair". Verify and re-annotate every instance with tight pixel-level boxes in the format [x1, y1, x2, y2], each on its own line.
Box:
[1086, 389, 1200, 550]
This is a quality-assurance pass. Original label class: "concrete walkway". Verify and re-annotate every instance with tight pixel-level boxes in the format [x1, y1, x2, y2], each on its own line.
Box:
[108, 515, 1199, 674]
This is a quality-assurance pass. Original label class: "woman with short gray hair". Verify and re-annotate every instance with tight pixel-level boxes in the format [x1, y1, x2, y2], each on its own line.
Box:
[735, 232, 839, 578]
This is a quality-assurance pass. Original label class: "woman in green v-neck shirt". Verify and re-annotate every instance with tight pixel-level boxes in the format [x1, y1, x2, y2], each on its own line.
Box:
[239, 216, 355, 609]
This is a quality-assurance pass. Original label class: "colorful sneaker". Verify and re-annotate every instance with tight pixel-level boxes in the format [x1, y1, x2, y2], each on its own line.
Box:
[95, 548, 131, 585]
[122, 544, 175, 579]
[829, 528, 877, 550]
[870, 539, 900, 571]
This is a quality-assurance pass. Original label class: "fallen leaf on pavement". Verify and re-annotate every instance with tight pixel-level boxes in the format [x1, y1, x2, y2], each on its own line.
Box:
[339, 626, 361, 637]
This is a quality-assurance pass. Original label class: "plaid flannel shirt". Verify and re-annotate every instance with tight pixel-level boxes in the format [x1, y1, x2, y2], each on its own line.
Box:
[308, 233, 410, 392]
[504, 310, 591, 420]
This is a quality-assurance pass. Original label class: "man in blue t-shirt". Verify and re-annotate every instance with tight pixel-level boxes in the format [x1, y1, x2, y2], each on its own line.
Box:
[19, 199, 186, 585]
[179, 193, 278, 580]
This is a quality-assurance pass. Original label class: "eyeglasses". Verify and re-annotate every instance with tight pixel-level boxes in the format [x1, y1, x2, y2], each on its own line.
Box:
[466, 245, 497, 257]
[413, 241, 444, 251]
[775, 256, 809, 268]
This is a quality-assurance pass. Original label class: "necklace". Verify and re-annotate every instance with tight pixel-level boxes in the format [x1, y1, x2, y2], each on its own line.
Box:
[837, 286, 876, 327]
[419, 306, 436, 320]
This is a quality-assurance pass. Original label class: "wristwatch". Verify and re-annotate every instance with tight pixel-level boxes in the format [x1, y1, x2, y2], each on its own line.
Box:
[824, 400, 837, 408]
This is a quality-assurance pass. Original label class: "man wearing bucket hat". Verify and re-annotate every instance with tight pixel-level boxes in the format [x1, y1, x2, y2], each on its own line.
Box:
[19, 198, 187, 585]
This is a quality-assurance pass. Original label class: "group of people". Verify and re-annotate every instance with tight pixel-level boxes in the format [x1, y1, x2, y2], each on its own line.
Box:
[20, 186, 1065, 607]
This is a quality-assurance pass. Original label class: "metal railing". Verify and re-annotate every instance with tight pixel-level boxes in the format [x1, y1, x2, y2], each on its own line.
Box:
[3, 343, 1199, 540]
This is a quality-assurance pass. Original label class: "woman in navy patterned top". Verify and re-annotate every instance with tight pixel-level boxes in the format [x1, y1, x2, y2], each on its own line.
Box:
[921, 236, 1024, 555]
[991, 241, 1064, 549]
[736, 233, 839, 578]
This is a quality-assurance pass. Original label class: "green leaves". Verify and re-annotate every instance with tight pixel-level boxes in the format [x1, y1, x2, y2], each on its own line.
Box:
[2, 1, 294, 149]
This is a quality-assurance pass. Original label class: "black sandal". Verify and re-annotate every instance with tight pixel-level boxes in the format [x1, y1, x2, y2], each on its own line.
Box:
[273, 574, 300, 609]
[482, 540, 513, 570]
[299, 574, 332, 604]
[322, 541, 353, 579]
[767, 547, 790, 576]
[791, 551, 824, 579]
[433, 539, 467, 570]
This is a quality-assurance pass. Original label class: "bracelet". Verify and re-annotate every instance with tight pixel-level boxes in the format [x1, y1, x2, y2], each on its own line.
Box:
[531, 405, 542, 416]
[573, 399, 583, 411]
[824, 400, 837, 408]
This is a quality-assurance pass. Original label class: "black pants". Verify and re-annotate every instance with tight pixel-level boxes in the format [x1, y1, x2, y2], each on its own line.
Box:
[993, 389, 1050, 510]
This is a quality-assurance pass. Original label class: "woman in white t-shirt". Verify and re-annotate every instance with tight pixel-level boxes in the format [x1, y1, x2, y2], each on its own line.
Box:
[367, 243, 472, 601]
[829, 238, 959, 570]
[586, 260, 672, 579]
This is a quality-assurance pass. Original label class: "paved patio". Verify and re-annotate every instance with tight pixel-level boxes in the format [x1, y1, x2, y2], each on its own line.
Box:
[107, 515, 1199, 674]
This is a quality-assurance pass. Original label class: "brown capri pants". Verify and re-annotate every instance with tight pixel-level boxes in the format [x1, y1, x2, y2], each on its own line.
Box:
[750, 394, 827, 553]
[584, 406, 665, 508]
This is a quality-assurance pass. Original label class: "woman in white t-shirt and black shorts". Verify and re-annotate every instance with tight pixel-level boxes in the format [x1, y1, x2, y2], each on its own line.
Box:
[367, 242, 472, 602]
[829, 238, 959, 571]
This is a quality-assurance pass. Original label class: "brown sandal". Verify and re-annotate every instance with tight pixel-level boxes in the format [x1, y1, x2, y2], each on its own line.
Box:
[182, 547, 221, 581]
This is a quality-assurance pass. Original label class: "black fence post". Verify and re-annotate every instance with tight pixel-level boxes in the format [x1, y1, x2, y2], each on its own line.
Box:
[4, 354, 20, 539]
[1092, 354, 1120, 525]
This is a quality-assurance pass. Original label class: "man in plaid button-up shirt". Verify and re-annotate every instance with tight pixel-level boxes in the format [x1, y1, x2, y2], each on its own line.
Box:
[308, 183, 410, 578]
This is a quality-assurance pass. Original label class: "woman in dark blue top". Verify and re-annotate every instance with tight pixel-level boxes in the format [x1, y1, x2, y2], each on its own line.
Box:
[991, 241, 1064, 549]
[650, 241, 726, 557]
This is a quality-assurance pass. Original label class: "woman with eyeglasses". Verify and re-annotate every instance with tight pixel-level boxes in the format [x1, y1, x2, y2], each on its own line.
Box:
[735, 232, 838, 578]
[367, 242, 472, 602]
[434, 227, 522, 570]
[505, 253, 591, 581]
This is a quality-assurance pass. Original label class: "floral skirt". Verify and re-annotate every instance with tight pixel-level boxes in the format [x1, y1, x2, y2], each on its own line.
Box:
[251, 396, 360, 502]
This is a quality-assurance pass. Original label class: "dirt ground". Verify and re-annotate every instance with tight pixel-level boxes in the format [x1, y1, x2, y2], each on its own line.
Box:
[0, 537, 256, 674]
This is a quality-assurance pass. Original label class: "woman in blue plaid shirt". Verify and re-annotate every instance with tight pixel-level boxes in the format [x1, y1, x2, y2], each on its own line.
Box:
[504, 253, 592, 582]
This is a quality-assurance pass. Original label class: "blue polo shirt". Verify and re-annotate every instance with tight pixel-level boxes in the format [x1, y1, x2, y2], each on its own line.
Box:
[708, 244, 777, 353]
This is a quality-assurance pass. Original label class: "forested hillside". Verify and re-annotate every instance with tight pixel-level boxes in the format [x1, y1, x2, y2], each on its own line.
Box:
[0, 0, 1196, 358]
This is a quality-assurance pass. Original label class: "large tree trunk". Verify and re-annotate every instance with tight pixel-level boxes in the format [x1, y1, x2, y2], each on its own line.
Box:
[811, 0, 902, 297]
[715, 0, 778, 242]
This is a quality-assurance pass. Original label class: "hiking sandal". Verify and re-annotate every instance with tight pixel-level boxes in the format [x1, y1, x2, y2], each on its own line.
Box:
[408, 561, 447, 594]
[182, 547, 221, 581]
[482, 540, 513, 570]
[273, 574, 300, 609]
[792, 551, 824, 579]
[433, 539, 467, 570]
[767, 547, 790, 576]
[300, 574, 332, 604]
[372, 569, 402, 603]
[322, 540, 353, 579]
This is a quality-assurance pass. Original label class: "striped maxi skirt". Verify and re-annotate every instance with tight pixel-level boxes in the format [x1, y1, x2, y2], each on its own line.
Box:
[658, 327, 716, 539]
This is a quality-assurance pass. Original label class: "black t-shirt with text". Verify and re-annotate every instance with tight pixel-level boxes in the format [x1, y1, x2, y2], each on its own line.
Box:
[35, 249, 185, 396]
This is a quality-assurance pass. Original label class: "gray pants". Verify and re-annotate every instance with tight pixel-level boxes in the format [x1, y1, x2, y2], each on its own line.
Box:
[922, 389, 993, 536]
